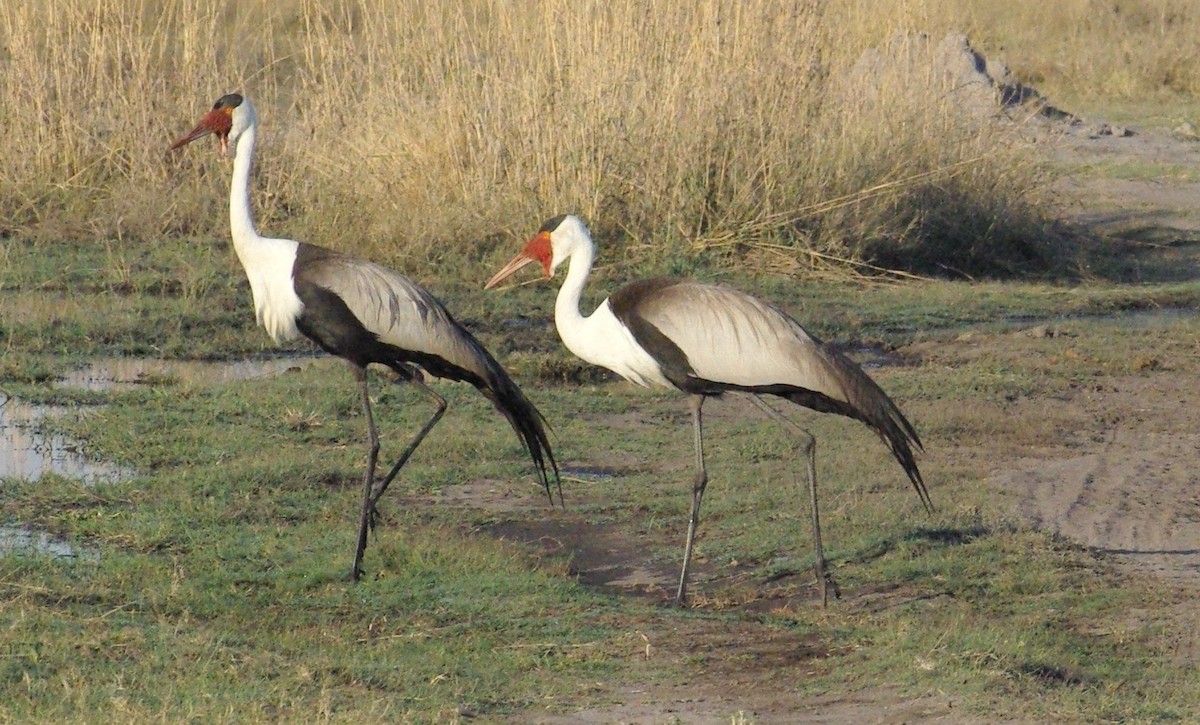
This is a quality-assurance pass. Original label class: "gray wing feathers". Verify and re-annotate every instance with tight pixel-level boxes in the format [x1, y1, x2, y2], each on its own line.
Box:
[633, 280, 929, 510]
[632, 282, 851, 402]
[303, 256, 490, 379]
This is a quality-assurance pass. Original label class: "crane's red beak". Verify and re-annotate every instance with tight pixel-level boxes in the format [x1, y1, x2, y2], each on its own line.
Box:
[485, 231, 553, 289]
[170, 108, 233, 155]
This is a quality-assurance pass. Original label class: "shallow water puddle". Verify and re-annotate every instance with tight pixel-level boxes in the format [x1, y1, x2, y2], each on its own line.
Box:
[0, 396, 126, 561]
[3, 355, 326, 481]
[950, 306, 1200, 337]
[0, 524, 96, 560]
[2, 355, 326, 559]
[1101, 306, 1200, 329]
[0, 395, 133, 484]
[0, 396, 117, 560]
[560, 464, 622, 481]
[56, 353, 326, 391]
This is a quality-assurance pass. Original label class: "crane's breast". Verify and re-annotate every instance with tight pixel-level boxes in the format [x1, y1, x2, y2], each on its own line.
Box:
[241, 238, 304, 343]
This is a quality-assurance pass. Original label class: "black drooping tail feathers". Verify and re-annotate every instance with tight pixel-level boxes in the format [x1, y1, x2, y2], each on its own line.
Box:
[787, 346, 932, 514]
[453, 340, 561, 508]
[478, 360, 562, 508]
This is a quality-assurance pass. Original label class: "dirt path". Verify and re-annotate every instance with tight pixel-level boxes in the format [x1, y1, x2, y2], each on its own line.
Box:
[995, 374, 1200, 585]
[1026, 120, 1200, 589]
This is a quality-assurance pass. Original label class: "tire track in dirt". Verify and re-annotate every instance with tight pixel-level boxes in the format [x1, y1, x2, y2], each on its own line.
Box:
[990, 371, 1200, 668]
[993, 376, 1200, 584]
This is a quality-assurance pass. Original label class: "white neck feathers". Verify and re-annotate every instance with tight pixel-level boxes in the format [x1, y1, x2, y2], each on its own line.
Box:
[551, 230, 670, 388]
[552, 233, 596, 350]
[226, 118, 304, 343]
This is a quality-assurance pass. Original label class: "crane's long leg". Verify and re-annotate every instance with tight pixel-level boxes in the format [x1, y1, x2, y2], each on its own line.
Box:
[350, 372, 446, 582]
[747, 395, 840, 607]
[368, 376, 447, 513]
[676, 394, 708, 606]
[351, 366, 379, 582]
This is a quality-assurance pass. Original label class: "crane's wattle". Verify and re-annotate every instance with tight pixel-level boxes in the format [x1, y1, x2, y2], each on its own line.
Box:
[525, 230, 553, 274]
[170, 108, 233, 152]
[483, 230, 558, 290]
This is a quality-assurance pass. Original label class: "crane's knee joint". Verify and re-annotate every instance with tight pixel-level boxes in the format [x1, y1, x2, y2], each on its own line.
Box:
[798, 431, 815, 455]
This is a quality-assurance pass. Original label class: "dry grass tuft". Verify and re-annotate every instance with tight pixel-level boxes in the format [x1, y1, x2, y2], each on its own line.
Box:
[2, 0, 1196, 278]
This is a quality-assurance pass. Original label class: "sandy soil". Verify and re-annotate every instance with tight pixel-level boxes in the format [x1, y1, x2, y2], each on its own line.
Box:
[444, 114, 1200, 722]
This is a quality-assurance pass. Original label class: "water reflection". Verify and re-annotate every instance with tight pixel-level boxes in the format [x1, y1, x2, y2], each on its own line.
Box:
[2, 354, 326, 483]
[56, 353, 326, 391]
[0, 524, 95, 560]
[2, 354, 329, 562]
[0, 394, 133, 484]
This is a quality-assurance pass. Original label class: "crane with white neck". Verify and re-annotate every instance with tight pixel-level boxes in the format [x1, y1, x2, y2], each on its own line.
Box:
[486, 214, 931, 605]
[171, 93, 559, 581]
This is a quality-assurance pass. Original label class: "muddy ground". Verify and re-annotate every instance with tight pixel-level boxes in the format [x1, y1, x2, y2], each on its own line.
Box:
[438, 118, 1199, 723]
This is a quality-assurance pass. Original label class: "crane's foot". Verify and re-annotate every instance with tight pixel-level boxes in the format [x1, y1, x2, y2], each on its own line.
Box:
[816, 567, 842, 607]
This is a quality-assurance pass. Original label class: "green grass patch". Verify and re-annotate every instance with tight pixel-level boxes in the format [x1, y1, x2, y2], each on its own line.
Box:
[4, 234, 1200, 720]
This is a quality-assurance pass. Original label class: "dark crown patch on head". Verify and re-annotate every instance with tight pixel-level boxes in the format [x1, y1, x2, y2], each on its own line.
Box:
[213, 93, 244, 110]
[540, 214, 569, 233]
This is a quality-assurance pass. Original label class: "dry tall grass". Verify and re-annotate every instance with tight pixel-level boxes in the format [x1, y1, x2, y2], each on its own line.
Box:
[2, 0, 1195, 277]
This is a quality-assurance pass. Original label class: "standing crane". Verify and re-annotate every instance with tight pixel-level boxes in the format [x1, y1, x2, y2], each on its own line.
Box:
[170, 93, 559, 581]
[486, 214, 931, 605]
